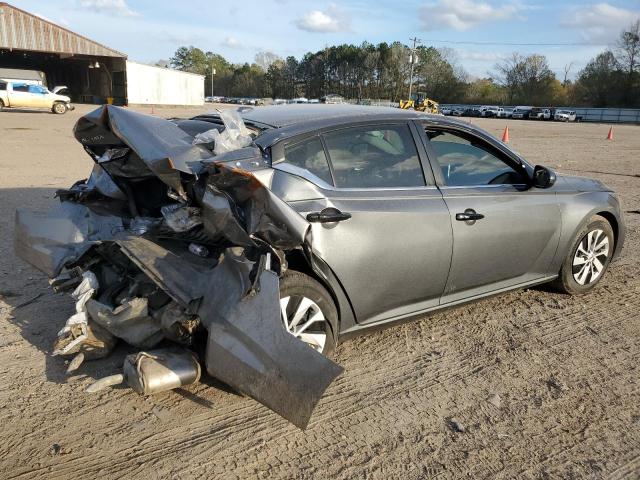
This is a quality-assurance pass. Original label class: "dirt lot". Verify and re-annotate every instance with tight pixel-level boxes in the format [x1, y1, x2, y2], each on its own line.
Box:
[1, 105, 639, 479]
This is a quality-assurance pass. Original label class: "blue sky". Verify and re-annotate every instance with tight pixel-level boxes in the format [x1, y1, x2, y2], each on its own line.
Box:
[10, 0, 640, 79]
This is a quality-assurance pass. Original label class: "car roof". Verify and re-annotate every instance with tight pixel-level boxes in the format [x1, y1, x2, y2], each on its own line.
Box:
[240, 104, 427, 128]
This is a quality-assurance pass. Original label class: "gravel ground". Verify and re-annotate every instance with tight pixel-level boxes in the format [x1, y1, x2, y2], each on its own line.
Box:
[1, 105, 639, 479]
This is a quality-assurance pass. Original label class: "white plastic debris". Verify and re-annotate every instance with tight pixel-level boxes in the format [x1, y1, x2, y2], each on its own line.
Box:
[193, 109, 252, 154]
[53, 271, 98, 356]
[72, 271, 98, 312]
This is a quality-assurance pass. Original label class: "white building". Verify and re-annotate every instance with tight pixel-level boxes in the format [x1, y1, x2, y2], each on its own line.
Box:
[126, 61, 204, 106]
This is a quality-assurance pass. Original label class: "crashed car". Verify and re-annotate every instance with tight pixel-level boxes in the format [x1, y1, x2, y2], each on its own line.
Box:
[15, 104, 625, 428]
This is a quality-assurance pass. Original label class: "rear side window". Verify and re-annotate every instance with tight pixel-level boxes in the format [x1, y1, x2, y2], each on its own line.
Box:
[283, 137, 333, 185]
[0, 83, 6, 91]
[12, 84, 29, 92]
[322, 125, 425, 188]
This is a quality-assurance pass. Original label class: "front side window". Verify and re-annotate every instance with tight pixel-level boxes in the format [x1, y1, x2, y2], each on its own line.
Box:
[425, 129, 525, 186]
[28, 85, 47, 94]
[283, 136, 333, 185]
[323, 124, 425, 188]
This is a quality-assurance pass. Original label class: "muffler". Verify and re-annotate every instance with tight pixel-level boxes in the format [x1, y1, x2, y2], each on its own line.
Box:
[87, 348, 201, 394]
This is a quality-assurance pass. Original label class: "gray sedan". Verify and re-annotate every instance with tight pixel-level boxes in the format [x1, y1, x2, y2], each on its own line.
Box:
[15, 104, 625, 427]
[196, 104, 624, 354]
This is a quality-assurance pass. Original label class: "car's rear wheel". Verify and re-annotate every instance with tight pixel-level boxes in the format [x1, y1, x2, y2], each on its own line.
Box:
[279, 271, 336, 356]
[52, 102, 67, 114]
[0, 100, 4, 111]
[552, 215, 614, 294]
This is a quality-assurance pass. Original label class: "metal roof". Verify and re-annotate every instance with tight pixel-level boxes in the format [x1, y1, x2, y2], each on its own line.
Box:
[0, 3, 126, 58]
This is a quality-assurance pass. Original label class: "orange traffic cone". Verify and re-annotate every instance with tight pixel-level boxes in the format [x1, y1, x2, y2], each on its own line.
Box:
[606, 126, 613, 140]
[501, 126, 509, 143]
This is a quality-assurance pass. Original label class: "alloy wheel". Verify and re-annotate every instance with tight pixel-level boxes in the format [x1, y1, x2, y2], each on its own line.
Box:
[280, 295, 328, 353]
[572, 229, 609, 285]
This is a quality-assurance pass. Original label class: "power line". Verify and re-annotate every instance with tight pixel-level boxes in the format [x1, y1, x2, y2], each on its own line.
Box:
[422, 39, 604, 47]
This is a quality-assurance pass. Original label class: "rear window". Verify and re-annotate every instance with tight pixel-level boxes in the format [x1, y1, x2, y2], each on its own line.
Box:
[323, 125, 425, 189]
[283, 137, 333, 185]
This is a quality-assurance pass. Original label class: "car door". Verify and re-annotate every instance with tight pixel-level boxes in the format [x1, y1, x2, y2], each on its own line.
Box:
[27, 85, 50, 108]
[418, 124, 562, 303]
[271, 122, 453, 324]
[8, 83, 35, 108]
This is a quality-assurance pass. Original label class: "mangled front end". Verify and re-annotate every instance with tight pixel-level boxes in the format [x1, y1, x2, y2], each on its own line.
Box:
[15, 105, 342, 429]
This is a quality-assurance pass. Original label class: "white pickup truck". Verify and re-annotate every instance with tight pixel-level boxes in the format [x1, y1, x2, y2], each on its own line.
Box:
[0, 81, 74, 114]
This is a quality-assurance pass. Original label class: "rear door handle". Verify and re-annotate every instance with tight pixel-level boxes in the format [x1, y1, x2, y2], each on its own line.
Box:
[455, 210, 484, 222]
[307, 207, 352, 223]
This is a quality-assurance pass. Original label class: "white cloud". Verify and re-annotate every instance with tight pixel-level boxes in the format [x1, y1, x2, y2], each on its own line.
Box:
[294, 5, 351, 33]
[456, 50, 506, 62]
[79, 0, 138, 18]
[222, 36, 242, 48]
[420, 0, 522, 31]
[562, 3, 640, 44]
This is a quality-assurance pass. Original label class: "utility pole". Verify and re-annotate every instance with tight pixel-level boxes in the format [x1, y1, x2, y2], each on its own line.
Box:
[210, 65, 216, 97]
[408, 36, 421, 99]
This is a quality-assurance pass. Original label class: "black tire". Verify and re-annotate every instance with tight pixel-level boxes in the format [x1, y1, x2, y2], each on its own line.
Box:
[279, 270, 337, 356]
[551, 215, 614, 295]
[52, 102, 67, 114]
[0, 99, 4, 111]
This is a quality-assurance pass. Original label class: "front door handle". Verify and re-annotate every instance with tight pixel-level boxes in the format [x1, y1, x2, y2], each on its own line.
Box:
[307, 207, 352, 223]
[455, 209, 485, 222]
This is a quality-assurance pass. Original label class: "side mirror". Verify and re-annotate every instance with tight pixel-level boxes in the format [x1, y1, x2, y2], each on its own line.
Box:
[532, 165, 556, 189]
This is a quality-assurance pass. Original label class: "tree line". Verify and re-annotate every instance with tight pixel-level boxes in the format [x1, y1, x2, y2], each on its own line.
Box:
[168, 20, 639, 108]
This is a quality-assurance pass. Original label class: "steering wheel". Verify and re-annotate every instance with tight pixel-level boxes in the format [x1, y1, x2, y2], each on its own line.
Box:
[488, 171, 520, 185]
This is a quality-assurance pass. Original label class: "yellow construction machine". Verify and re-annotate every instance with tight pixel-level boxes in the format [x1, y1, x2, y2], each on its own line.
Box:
[399, 93, 439, 114]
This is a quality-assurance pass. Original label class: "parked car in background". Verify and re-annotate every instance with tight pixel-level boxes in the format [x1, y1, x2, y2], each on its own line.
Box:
[529, 107, 544, 119]
[440, 106, 452, 115]
[0, 81, 74, 114]
[322, 94, 344, 104]
[461, 107, 481, 117]
[497, 108, 513, 118]
[451, 107, 465, 116]
[529, 108, 554, 120]
[480, 106, 501, 117]
[512, 106, 533, 119]
[555, 110, 577, 122]
[543, 108, 555, 120]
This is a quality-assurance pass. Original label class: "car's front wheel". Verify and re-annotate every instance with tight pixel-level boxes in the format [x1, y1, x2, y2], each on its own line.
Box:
[279, 271, 336, 356]
[552, 215, 614, 294]
[52, 102, 67, 114]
